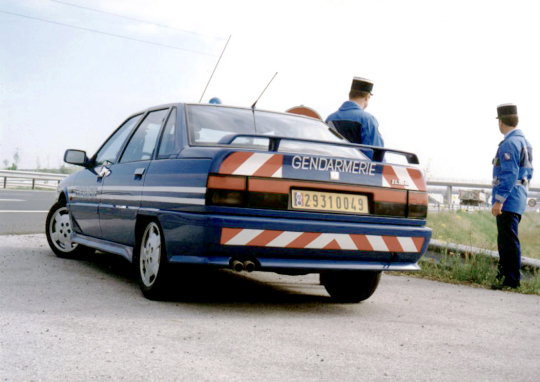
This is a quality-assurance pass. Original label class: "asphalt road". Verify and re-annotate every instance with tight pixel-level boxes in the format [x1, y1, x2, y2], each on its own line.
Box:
[0, 189, 56, 234]
[1, 234, 539, 381]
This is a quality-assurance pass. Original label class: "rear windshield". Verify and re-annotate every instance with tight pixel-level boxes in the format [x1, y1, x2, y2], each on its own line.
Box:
[186, 105, 367, 160]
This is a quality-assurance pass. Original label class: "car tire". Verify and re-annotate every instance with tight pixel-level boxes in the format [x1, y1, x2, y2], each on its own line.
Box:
[320, 270, 381, 303]
[134, 220, 169, 300]
[45, 200, 94, 259]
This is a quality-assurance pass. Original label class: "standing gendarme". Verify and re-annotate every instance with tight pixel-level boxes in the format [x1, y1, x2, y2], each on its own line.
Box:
[491, 103, 534, 289]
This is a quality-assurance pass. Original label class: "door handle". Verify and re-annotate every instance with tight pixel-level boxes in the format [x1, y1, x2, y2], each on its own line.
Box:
[134, 168, 146, 178]
[97, 167, 111, 178]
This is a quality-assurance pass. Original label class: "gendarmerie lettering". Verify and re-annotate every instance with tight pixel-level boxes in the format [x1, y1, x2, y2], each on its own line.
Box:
[292, 155, 375, 176]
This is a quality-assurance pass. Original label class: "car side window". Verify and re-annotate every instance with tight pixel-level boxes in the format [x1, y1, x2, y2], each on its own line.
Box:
[95, 114, 142, 166]
[120, 109, 168, 163]
[157, 108, 178, 159]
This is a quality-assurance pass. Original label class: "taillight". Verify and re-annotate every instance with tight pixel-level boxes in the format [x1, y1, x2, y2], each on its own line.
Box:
[408, 191, 428, 218]
[207, 175, 247, 207]
[373, 202, 406, 217]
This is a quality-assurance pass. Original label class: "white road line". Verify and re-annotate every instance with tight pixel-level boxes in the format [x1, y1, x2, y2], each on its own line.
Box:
[0, 210, 48, 213]
[0, 199, 25, 202]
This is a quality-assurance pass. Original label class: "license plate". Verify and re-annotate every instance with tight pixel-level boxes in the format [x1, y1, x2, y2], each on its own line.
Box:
[291, 189, 369, 214]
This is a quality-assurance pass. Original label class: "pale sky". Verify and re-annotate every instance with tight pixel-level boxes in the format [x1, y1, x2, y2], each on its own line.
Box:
[1, 0, 539, 183]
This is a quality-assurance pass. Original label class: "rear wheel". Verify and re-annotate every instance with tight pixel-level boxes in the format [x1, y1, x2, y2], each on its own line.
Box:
[134, 220, 169, 300]
[45, 200, 94, 258]
[320, 270, 381, 303]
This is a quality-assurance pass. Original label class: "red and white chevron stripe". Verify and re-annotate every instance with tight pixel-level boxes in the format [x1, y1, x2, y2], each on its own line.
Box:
[221, 228, 425, 253]
[219, 152, 283, 178]
[382, 165, 426, 191]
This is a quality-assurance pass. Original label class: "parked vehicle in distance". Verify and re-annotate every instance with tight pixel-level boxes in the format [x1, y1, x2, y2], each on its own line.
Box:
[46, 103, 432, 301]
[459, 189, 486, 206]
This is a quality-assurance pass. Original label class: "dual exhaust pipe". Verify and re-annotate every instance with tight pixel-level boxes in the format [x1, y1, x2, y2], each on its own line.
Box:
[231, 259, 256, 273]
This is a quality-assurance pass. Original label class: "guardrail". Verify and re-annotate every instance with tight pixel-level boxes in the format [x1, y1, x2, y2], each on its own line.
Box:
[0, 170, 68, 190]
[426, 178, 540, 209]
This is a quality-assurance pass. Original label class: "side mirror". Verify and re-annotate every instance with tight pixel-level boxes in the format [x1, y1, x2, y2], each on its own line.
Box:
[64, 149, 88, 167]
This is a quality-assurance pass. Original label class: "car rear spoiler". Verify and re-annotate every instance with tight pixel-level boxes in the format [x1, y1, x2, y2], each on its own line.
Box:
[217, 134, 420, 165]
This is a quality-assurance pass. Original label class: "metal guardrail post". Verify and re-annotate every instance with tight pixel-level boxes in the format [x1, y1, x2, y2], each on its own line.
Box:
[0, 170, 68, 190]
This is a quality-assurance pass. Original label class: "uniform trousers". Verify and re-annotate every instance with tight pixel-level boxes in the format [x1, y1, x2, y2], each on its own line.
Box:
[496, 211, 522, 287]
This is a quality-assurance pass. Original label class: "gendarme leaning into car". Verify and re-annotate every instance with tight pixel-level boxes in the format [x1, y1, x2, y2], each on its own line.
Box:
[46, 103, 432, 301]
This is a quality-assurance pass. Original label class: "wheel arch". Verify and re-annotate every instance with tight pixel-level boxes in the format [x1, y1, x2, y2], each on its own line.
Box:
[134, 214, 166, 251]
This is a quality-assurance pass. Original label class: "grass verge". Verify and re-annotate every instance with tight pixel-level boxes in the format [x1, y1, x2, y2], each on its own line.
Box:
[427, 210, 540, 260]
[405, 249, 540, 295]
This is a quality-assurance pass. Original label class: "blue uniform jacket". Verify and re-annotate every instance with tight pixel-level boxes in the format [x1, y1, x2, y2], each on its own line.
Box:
[326, 101, 384, 147]
[492, 129, 534, 215]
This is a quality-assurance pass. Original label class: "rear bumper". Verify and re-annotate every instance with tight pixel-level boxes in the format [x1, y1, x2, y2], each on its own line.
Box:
[157, 211, 432, 272]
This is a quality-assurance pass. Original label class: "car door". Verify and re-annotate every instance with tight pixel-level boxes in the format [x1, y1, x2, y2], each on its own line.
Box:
[99, 108, 170, 246]
[69, 114, 142, 238]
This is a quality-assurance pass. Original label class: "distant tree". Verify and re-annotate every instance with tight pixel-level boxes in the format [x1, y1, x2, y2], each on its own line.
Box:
[36, 156, 41, 170]
[2, 159, 8, 168]
[13, 149, 20, 167]
[423, 158, 433, 179]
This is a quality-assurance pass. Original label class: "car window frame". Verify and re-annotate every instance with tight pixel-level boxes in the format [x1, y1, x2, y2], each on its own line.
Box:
[184, 104, 260, 148]
[183, 104, 367, 159]
[155, 107, 180, 160]
[117, 108, 170, 164]
[91, 113, 144, 167]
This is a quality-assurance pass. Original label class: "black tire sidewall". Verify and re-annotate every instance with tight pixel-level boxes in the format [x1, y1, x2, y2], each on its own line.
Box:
[321, 270, 382, 303]
[45, 201, 82, 258]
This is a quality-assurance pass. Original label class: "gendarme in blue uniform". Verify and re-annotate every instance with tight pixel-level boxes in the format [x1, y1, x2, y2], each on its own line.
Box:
[492, 129, 534, 215]
[326, 101, 384, 147]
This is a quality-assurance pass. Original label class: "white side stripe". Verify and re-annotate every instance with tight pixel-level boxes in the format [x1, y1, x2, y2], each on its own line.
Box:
[142, 196, 205, 205]
[70, 186, 206, 193]
[101, 186, 206, 193]
[97, 195, 205, 205]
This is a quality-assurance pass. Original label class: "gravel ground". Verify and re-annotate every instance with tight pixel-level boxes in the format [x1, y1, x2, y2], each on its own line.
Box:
[1, 234, 540, 382]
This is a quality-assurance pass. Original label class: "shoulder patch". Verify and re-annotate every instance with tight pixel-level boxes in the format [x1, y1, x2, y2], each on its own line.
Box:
[503, 153, 511, 161]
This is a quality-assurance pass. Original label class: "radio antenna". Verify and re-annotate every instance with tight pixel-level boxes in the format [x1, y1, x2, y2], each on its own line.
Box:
[251, 72, 278, 109]
[199, 35, 231, 103]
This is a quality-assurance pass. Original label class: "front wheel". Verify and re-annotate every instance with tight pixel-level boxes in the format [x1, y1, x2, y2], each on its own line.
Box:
[320, 271, 382, 303]
[134, 220, 169, 300]
[45, 201, 94, 258]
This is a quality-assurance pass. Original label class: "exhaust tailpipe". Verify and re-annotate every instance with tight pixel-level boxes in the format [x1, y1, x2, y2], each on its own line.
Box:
[243, 260, 256, 273]
[231, 260, 244, 272]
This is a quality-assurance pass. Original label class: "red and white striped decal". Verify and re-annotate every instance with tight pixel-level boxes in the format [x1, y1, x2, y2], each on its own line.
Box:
[221, 228, 425, 253]
[382, 166, 426, 191]
[219, 152, 283, 178]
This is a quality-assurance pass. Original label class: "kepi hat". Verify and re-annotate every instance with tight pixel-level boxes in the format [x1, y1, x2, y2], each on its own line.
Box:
[496, 103, 518, 119]
[351, 77, 374, 95]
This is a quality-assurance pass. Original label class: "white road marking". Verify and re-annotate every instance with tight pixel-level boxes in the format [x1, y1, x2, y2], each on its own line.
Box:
[0, 210, 48, 213]
[0, 199, 25, 202]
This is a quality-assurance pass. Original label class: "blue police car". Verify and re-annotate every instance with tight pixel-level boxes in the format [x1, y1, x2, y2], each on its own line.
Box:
[46, 103, 432, 301]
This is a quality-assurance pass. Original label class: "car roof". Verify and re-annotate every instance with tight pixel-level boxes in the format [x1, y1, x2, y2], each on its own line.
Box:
[127, 103, 324, 123]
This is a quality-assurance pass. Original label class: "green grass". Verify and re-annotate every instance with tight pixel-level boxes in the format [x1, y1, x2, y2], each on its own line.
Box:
[427, 210, 540, 259]
[409, 249, 540, 295]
